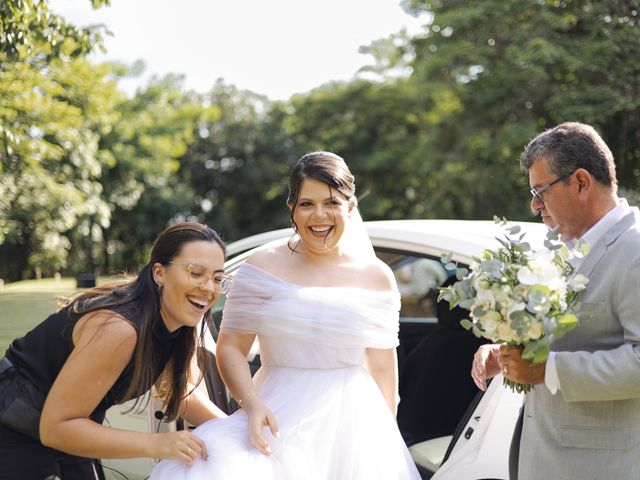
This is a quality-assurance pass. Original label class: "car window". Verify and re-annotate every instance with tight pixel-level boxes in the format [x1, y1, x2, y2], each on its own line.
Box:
[375, 250, 451, 323]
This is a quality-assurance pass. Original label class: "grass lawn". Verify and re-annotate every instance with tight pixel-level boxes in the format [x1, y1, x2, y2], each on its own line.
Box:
[0, 277, 113, 354]
[0, 277, 152, 480]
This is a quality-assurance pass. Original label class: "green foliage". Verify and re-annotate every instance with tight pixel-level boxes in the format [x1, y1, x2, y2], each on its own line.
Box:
[439, 219, 588, 392]
[93, 74, 214, 273]
[403, 0, 640, 216]
[0, 0, 109, 59]
[288, 79, 424, 220]
[177, 80, 293, 242]
[2, 0, 639, 283]
[0, 46, 124, 280]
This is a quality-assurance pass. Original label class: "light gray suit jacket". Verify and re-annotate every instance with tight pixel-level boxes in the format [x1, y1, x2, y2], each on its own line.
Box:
[518, 208, 640, 480]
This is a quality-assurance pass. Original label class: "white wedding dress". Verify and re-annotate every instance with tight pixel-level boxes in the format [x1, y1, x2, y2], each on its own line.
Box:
[150, 263, 421, 479]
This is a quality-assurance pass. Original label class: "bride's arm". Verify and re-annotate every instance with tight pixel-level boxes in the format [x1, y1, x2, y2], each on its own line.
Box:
[216, 329, 258, 406]
[179, 383, 228, 426]
[216, 330, 279, 454]
[365, 347, 399, 417]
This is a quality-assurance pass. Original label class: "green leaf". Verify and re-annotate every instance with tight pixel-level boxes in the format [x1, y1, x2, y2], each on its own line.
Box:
[558, 313, 578, 328]
[460, 318, 474, 330]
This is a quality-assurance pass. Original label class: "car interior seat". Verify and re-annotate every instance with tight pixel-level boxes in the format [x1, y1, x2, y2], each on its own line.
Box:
[397, 276, 487, 446]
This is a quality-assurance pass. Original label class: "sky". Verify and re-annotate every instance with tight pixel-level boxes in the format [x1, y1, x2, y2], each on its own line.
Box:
[49, 0, 428, 100]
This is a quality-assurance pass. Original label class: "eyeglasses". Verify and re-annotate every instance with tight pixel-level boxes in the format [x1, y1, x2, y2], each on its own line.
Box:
[530, 172, 572, 202]
[169, 262, 233, 293]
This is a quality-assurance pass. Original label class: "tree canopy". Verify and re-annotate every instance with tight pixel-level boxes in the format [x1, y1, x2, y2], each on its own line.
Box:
[1, 0, 639, 282]
[1, 0, 109, 59]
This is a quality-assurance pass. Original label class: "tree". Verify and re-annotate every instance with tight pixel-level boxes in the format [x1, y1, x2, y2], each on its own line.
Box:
[178, 80, 293, 243]
[287, 79, 425, 220]
[0, 52, 122, 281]
[0, 0, 117, 281]
[399, 0, 640, 218]
[0, 0, 109, 59]
[98, 74, 215, 272]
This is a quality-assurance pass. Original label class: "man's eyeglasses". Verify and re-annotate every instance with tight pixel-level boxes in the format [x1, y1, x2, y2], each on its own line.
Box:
[530, 172, 572, 202]
[169, 262, 232, 293]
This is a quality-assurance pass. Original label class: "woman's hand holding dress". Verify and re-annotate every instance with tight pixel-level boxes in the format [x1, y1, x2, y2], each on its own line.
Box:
[149, 430, 208, 466]
[241, 397, 279, 455]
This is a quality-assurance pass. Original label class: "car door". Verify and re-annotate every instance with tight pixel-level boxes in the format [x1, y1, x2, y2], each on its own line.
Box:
[428, 376, 523, 480]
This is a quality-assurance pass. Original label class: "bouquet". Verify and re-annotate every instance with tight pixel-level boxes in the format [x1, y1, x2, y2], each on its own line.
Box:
[439, 217, 589, 393]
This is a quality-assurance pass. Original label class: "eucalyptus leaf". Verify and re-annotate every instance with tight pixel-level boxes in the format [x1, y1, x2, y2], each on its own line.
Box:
[533, 337, 550, 364]
[460, 318, 474, 330]
[546, 228, 560, 241]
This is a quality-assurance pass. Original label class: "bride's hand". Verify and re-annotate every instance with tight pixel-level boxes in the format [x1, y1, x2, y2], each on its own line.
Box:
[242, 398, 279, 455]
[471, 344, 501, 391]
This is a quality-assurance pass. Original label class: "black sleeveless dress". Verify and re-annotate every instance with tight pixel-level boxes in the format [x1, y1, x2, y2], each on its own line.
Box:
[5, 306, 180, 424]
[0, 305, 181, 479]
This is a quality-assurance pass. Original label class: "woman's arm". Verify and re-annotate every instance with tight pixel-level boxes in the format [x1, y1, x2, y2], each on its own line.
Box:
[40, 311, 206, 465]
[365, 347, 399, 416]
[216, 329, 278, 454]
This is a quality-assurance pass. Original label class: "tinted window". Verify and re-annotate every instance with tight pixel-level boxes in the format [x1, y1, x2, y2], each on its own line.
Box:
[375, 250, 451, 323]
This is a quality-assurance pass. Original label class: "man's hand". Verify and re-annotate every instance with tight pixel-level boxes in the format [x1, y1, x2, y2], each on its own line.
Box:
[499, 345, 546, 385]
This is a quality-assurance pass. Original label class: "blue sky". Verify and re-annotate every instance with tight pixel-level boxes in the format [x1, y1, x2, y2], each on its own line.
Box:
[49, 0, 427, 99]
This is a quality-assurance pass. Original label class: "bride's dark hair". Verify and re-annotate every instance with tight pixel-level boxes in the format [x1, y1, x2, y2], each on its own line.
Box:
[286, 151, 357, 252]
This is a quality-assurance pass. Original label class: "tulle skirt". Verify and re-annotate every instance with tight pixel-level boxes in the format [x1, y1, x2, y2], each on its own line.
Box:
[150, 365, 420, 479]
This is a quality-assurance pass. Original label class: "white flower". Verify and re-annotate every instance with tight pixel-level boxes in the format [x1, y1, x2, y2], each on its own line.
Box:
[440, 218, 587, 392]
[506, 301, 526, 318]
[517, 254, 564, 292]
[477, 310, 502, 341]
[472, 283, 496, 311]
[472, 272, 492, 291]
[497, 323, 520, 343]
[525, 320, 545, 341]
[568, 274, 588, 292]
[490, 285, 518, 319]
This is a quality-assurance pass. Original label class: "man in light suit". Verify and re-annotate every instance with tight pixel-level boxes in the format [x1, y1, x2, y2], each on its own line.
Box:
[472, 122, 640, 479]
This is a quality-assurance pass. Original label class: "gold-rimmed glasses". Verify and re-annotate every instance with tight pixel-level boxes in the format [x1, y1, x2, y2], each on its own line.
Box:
[169, 262, 232, 293]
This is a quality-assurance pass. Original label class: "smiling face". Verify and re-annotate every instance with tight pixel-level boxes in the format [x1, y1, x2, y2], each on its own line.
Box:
[289, 178, 353, 256]
[153, 240, 226, 332]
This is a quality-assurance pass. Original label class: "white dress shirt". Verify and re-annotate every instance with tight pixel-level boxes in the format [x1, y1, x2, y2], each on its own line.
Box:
[545, 197, 631, 394]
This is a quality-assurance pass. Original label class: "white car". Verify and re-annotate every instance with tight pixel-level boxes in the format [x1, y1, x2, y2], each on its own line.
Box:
[102, 219, 547, 480]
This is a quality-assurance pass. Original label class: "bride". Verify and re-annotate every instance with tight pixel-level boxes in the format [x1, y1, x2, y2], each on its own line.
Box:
[150, 151, 420, 479]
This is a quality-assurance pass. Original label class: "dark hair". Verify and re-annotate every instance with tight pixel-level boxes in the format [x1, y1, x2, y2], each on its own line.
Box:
[63, 222, 225, 420]
[286, 151, 357, 251]
[519, 122, 617, 190]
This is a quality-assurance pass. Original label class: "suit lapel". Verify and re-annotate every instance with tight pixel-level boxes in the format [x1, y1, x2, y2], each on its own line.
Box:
[577, 209, 639, 278]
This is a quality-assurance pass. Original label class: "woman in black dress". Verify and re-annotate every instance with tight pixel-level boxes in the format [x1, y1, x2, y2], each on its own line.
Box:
[0, 222, 229, 479]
